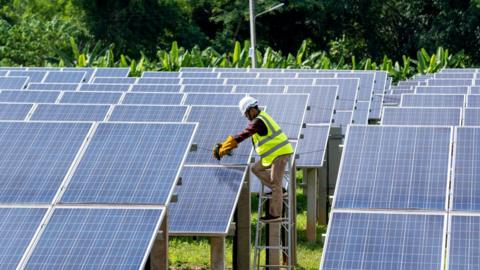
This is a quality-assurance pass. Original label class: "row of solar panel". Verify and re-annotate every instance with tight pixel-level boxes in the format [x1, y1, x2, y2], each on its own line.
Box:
[0, 67, 130, 83]
[381, 107, 480, 126]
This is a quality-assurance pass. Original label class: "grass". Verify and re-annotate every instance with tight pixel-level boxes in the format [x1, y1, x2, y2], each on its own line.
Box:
[168, 171, 326, 269]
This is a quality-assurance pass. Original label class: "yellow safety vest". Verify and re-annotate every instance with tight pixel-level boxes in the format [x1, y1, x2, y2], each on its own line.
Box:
[252, 111, 293, 167]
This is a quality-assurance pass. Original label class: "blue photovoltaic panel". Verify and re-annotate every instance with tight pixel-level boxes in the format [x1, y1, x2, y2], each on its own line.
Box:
[184, 93, 243, 106]
[219, 72, 258, 78]
[373, 71, 388, 94]
[415, 86, 469, 94]
[270, 78, 313, 86]
[258, 72, 297, 78]
[79, 83, 131, 92]
[109, 105, 187, 122]
[0, 67, 26, 71]
[93, 68, 130, 78]
[296, 124, 330, 167]
[337, 73, 375, 101]
[297, 73, 336, 78]
[0, 90, 59, 103]
[401, 94, 465, 107]
[235, 85, 285, 93]
[131, 84, 182, 92]
[448, 215, 480, 269]
[180, 72, 219, 78]
[463, 108, 480, 126]
[61, 123, 195, 204]
[60, 91, 122, 104]
[321, 212, 444, 270]
[27, 83, 78, 91]
[352, 101, 370, 124]
[382, 107, 461, 126]
[30, 104, 110, 121]
[0, 122, 91, 203]
[467, 95, 480, 107]
[142, 71, 179, 78]
[334, 126, 451, 210]
[183, 85, 233, 93]
[61, 67, 95, 82]
[27, 67, 60, 71]
[122, 92, 183, 105]
[286, 85, 337, 123]
[137, 78, 181, 84]
[215, 68, 247, 72]
[427, 79, 473, 86]
[253, 94, 308, 139]
[0, 71, 6, 76]
[471, 86, 480, 94]
[368, 94, 383, 120]
[8, 71, 46, 83]
[185, 106, 252, 165]
[92, 77, 137, 84]
[182, 78, 225, 85]
[399, 81, 420, 87]
[0, 77, 28, 89]
[435, 73, 475, 79]
[25, 207, 162, 270]
[0, 103, 33, 120]
[226, 78, 269, 85]
[169, 166, 245, 234]
[180, 67, 214, 72]
[43, 71, 85, 83]
[452, 128, 480, 210]
[0, 207, 46, 269]
[383, 94, 401, 105]
[332, 111, 352, 135]
[392, 88, 414, 95]
[315, 78, 359, 110]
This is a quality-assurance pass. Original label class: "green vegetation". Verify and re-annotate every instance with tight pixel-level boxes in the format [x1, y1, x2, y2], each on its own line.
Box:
[169, 172, 326, 269]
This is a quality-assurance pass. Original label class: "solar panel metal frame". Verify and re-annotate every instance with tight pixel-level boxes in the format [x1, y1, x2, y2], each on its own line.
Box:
[0, 90, 60, 103]
[7, 71, 47, 83]
[29, 104, 111, 122]
[141, 71, 180, 78]
[92, 77, 137, 84]
[415, 86, 469, 94]
[59, 91, 123, 104]
[121, 92, 184, 105]
[427, 79, 474, 86]
[131, 84, 182, 93]
[91, 68, 130, 78]
[27, 83, 79, 91]
[79, 83, 131, 92]
[107, 104, 188, 122]
[296, 124, 330, 168]
[43, 71, 86, 83]
[400, 94, 465, 108]
[0, 76, 29, 89]
[381, 107, 462, 126]
[446, 212, 480, 270]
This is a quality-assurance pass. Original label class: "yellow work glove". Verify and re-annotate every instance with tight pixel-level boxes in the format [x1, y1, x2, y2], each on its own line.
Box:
[218, 135, 238, 157]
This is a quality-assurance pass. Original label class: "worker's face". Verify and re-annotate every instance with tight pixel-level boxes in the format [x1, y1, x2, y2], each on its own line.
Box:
[245, 108, 257, 121]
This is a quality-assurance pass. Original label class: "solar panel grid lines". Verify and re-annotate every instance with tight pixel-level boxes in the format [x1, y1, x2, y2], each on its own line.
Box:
[137, 78, 181, 85]
[427, 79, 474, 87]
[285, 85, 338, 124]
[332, 111, 353, 135]
[332, 125, 453, 211]
[297, 73, 336, 78]
[447, 212, 480, 270]
[257, 72, 297, 78]
[415, 86, 469, 94]
[43, 71, 86, 83]
[400, 94, 465, 108]
[234, 85, 285, 93]
[131, 84, 182, 92]
[270, 78, 314, 86]
[314, 78, 360, 110]
[108, 104, 188, 122]
[29, 104, 111, 122]
[337, 73, 375, 101]
[61, 67, 95, 82]
[219, 72, 258, 78]
[7, 71, 47, 83]
[368, 94, 383, 120]
[59, 122, 198, 205]
[0, 76, 29, 89]
[463, 108, 480, 126]
[0, 90, 60, 103]
[434, 73, 475, 79]
[180, 72, 219, 78]
[182, 78, 226, 85]
[296, 124, 330, 168]
[352, 101, 370, 124]
[141, 71, 180, 78]
[466, 95, 480, 107]
[0, 103, 34, 120]
[27, 83, 79, 91]
[320, 210, 446, 270]
[92, 77, 137, 84]
[182, 84, 234, 93]
[184, 92, 244, 106]
[168, 165, 247, 235]
[59, 91, 123, 104]
[79, 83, 131, 92]
[381, 107, 462, 126]
[92, 68, 130, 78]
[122, 92, 184, 105]
[21, 206, 165, 270]
[226, 78, 270, 85]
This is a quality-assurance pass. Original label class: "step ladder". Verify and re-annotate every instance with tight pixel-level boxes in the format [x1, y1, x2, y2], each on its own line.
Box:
[253, 158, 295, 269]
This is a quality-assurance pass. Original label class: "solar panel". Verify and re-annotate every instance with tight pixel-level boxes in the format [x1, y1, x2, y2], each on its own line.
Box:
[234, 85, 285, 93]
[448, 214, 480, 269]
[27, 67, 61, 71]
[185, 106, 252, 165]
[60, 91, 122, 104]
[391, 88, 415, 94]
[434, 72, 475, 79]
[258, 72, 297, 78]
[183, 84, 233, 93]
[24, 207, 162, 270]
[226, 78, 269, 85]
[337, 73, 375, 101]
[352, 101, 370, 124]
[332, 111, 352, 135]
[109, 105, 187, 122]
[296, 124, 330, 167]
[401, 94, 465, 107]
[61, 67, 95, 82]
[169, 166, 246, 235]
[0, 71, 6, 76]
[467, 95, 480, 107]
[0, 90, 59, 103]
[61, 123, 195, 204]
[215, 68, 248, 72]
[131, 84, 182, 92]
[373, 71, 388, 95]
[333, 125, 451, 210]
[270, 78, 314, 86]
[8, 71, 46, 83]
[180, 67, 214, 72]
[471, 86, 480, 94]
[383, 94, 401, 105]
[382, 107, 461, 126]
[27, 83, 78, 91]
[79, 83, 131, 92]
[219, 72, 258, 78]
[180, 72, 219, 78]
[92, 77, 137, 84]
[0, 207, 46, 269]
[398, 81, 420, 87]
[427, 79, 473, 86]
[182, 78, 225, 85]
[30, 104, 110, 121]
[142, 71, 179, 78]
[43, 71, 86, 83]
[0, 122, 91, 203]
[184, 93, 243, 106]
[321, 211, 445, 270]
[286, 85, 337, 123]
[315, 78, 359, 110]
[0, 76, 28, 89]
[297, 73, 336, 78]
[368, 94, 383, 120]
[0, 103, 33, 120]
[92, 68, 130, 78]
[463, 108, 480, 126]
[137, 78, 181, 85]
[451, 127, 480, 210]
[415, 86, 469, 94]
[122, 92, 184, 105]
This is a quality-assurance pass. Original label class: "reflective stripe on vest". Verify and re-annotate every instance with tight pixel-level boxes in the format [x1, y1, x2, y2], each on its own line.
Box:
[252, 111, 293, 167]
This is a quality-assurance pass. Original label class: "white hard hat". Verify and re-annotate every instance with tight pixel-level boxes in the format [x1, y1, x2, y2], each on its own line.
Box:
[239, 96, 258, 114]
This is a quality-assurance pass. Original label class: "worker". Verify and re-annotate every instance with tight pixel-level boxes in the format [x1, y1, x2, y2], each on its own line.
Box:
[213, 96, 293, 222]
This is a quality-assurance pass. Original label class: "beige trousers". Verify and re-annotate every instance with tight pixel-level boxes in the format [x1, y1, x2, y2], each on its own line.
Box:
[252, 154, 290, 217]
